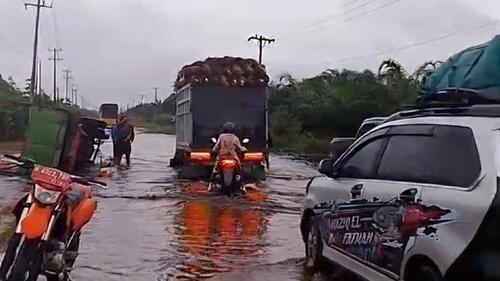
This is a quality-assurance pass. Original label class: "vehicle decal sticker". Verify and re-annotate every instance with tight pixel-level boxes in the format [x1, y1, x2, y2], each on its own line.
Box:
[313, 197, 455, 276]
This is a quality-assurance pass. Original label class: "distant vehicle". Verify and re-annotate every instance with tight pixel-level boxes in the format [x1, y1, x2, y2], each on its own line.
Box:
[302, 96, 500, 281]
[169, 57, 269, 180]
[22, 106, 108, 173]
[329, 117, 387, 160]
[170, 84, 268, 180]
[99, 103, 119, 127]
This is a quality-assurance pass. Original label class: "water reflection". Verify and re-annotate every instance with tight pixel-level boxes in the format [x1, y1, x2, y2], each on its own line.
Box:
[170, 183, 270, 279]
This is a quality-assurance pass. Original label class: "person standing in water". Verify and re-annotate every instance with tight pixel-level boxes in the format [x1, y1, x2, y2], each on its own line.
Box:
[113, 116, 135, 167]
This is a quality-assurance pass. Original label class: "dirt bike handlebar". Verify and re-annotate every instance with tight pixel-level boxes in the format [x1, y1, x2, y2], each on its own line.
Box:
[70, 175, 108, 189]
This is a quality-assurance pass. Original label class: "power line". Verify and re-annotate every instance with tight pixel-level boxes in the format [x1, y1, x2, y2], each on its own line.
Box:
[62, 69, 71, 101]
[305, 0, 379, 31]
[340, 0, 362, 8]
[152, 87, 159, 104]
[25, 0, 52, 99]
[282, 0, 403, 42]
[342, 0, 402, 23]
[248, 35, 275, 64]
[322, 21, 498, 65]
[48, 47, 62, 103]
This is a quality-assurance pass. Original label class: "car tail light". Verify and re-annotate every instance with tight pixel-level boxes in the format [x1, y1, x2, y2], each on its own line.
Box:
[243, 152, 264, 162]
[190, 152, 211, 162]
[221, 159, 237, 170]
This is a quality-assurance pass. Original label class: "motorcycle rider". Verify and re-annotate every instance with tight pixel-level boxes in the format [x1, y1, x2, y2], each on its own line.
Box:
[212, 122, 247, 162]
[209, 122, 247, 192]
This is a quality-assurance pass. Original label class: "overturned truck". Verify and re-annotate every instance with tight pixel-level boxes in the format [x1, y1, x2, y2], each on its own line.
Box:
[170, 57, 269, 180]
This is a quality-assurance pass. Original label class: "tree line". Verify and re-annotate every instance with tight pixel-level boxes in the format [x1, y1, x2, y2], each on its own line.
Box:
[268, 59, 442, 153]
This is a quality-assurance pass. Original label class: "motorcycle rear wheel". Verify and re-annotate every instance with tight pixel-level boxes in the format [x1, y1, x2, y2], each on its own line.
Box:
[7, 241, 42, 281]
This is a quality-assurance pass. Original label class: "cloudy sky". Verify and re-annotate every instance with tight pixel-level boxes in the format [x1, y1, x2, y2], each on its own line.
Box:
[1, 0, 499, 108]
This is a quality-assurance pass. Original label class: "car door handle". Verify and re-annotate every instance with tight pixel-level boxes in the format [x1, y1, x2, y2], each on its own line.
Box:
[351, 184, 363, 199]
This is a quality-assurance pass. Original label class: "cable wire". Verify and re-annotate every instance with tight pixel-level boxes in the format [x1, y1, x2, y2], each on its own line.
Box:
[323, 21, 498, 65]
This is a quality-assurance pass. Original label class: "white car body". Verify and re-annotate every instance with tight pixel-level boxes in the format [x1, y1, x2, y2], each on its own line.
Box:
[301, 105, 500, 281]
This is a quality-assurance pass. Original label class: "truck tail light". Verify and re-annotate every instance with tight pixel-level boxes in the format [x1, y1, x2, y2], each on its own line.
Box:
[190, 152, 211, 162]
[243, 152, 264, 162]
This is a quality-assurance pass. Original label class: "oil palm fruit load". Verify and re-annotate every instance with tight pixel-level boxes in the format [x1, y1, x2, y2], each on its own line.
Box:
[175, 56, 270, 90]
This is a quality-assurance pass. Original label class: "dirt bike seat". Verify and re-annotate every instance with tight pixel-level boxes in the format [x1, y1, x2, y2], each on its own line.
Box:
[66, 184, 91, 206]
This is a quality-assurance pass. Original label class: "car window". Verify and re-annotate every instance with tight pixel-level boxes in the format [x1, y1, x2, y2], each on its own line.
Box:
[338, 138, 385, 179]
[377, 125, 480, 187]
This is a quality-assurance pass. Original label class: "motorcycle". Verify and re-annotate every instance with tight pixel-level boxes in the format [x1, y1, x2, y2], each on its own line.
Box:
[208, 138, 249, 195]
[0, 155, 107, 281]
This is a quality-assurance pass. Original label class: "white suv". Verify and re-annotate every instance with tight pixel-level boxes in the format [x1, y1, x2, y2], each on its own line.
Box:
[301, 104, 500, 281]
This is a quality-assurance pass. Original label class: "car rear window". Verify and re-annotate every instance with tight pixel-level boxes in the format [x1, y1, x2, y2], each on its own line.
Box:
[377, 125, 480, 187]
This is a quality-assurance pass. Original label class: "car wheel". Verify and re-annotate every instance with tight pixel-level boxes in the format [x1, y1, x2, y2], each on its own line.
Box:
[407, 263, 443, 281]
[304, 221, 323, 272]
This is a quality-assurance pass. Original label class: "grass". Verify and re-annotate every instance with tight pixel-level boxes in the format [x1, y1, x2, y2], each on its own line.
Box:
[128, 113, 175, 135]
[137, 121, 175, 134]
[0, 208, 15, 252]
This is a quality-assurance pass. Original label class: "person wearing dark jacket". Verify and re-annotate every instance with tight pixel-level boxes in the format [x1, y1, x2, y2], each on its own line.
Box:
[113, 116, 135, 167]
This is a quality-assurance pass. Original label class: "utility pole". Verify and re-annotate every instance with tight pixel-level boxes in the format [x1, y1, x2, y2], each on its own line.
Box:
[49, 48, 62, 103]
[36, 60, 42, 96]
[72, 87, 78, 107]
[153, 87, 159, 105]
[25, 0, 52, 99]
[62, 69, 71, 102]
[248, 34, 275, 64]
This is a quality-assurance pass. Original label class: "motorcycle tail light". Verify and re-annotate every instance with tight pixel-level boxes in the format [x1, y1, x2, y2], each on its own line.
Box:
[221, 159, 237, 169]
[243, 152, 264, 162]
[190, 152, 211, 162]
[34, 184, 61, 204]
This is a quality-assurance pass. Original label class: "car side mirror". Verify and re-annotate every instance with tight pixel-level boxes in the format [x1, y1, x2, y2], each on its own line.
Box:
[242, 138, 249, 144]
[211, 137, 217, 144]
[318, 159, 334, 175]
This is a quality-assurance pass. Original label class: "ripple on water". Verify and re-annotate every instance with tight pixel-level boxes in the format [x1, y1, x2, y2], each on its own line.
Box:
[1, 134, 331, 281]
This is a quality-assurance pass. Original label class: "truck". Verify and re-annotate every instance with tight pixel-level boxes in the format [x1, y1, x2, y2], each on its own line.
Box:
[169, 84, 268, 180]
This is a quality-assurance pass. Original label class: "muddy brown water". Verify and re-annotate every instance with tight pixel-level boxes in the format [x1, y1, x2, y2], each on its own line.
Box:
[0, 134, 360, 281]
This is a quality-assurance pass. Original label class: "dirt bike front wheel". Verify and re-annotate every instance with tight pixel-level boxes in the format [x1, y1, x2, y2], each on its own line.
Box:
[7, 241, 42, 281]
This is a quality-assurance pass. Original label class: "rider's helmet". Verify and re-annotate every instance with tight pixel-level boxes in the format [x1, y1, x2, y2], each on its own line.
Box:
[222, 122, 235, 133]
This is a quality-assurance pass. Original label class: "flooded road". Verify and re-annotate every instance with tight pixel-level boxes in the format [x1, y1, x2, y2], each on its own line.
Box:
[0, 134, 358, 280]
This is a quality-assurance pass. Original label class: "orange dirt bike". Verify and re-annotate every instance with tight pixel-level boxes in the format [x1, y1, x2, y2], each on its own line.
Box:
[0, 155, 107, 281]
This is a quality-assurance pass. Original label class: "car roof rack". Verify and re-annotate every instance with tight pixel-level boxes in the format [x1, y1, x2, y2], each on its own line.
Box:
[416, 88, 499, 109]
[385, 88, 500, 122]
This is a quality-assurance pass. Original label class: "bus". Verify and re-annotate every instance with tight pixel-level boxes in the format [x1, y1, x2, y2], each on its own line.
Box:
[99, 103, 119, 127]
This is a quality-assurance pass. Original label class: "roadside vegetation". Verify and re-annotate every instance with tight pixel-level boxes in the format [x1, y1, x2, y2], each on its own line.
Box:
[269, 59, 439, 154]
[0, 75, 29, 143]
[0, 74, 99, 147]
[126, 103, 175, 134]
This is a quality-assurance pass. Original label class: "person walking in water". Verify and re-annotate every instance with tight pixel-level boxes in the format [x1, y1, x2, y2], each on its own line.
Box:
[113, 116, 135, 167]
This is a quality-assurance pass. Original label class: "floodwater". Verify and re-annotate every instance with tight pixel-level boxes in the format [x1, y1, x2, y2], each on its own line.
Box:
[0, 134, 359, 281]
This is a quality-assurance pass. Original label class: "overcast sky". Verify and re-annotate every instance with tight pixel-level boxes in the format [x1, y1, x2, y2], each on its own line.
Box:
[1, 0, 499, 108]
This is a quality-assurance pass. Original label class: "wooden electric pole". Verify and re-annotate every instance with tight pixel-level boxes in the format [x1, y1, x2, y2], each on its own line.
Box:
[25, 0, 52, 99]
[153, 87, 159, 105]
[62, 69, 71, 102]
[49, 48, 62, 103]
[248, 34, 275, 64]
